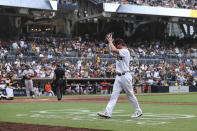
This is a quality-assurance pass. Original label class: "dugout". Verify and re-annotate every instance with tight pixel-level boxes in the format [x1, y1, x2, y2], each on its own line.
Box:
[151, 85, 169, 93]
[189, 86, 197, 92]
[11, 78, 115, 95]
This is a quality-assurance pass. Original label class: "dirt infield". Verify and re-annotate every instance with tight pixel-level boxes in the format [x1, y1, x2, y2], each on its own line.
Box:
[1, 96, 197, 106]
[0, 122, 106, 131]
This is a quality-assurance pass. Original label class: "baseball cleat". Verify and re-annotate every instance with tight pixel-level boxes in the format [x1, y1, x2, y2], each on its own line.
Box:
[131, 112, 143, 118]
[97, 111, 111, 119]
[0, 95, 6, 100]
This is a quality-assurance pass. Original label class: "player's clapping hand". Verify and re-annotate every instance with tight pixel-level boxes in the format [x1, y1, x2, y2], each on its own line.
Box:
[107, 33, 113, 44]
[105, 33, 114, 44]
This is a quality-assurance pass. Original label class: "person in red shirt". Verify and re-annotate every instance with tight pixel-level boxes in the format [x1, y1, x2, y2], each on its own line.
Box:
[45, 82, 54, 96]
[101, 81, 110, 94]
[144, 84, 149, 93]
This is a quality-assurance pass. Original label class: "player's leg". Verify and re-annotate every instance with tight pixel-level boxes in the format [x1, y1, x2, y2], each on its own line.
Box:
[122, 74, 142, 117]
[29, 80, 35, 98]
[56, 80, 63, 100]
[56, 86, 61, 100]
[25, 80, 30, 98]
[60, 80, 63, 98]
[103, 79, 122, 117]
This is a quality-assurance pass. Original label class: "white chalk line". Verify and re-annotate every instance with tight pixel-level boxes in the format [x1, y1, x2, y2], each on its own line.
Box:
[16, 108, 196, 125]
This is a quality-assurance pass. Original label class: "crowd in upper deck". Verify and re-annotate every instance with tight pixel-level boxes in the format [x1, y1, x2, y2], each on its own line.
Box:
[97, 0, 197, 9]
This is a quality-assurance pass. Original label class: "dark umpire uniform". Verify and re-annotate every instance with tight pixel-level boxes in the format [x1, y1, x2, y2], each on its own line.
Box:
[52, 64, 66, 101]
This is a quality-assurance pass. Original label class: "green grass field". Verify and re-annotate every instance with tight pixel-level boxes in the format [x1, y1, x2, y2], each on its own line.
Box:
[0, 93, 197, 131]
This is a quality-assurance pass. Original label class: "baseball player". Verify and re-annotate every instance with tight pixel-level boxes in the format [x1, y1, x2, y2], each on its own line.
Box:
[4, 82, 15, 100]
[22, 64, 35, 98]
[0, 79, 15, 100]
[97, 34, 142, 118]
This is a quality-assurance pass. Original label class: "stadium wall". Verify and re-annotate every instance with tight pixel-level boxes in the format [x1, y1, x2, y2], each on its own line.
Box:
[1, 78, 197, 96]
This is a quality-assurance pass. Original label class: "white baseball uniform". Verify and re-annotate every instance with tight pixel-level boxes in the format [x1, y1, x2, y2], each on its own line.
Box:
[22, 69, 34, 97]
[105, 48, 142, 117]
[6, 86, 14, 98]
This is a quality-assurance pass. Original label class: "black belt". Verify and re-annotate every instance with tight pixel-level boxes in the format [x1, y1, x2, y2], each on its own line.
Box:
[57, 78, 63, 80]
[116, 71, 129, 76]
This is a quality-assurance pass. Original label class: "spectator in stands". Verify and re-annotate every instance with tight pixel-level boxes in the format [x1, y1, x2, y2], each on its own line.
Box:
[143, 83, 148, 93]
[178, 73, 186, 86]
[70, 82, 77, 95]
[34, 87, 42, 96]
[83, 81, 90, 94]
[92, 82, 100, 94]
[75, 83, 83, 94]
[12, 41, 19, 51]
[45, 81, 54, 96]
[101, 80, 109, 94]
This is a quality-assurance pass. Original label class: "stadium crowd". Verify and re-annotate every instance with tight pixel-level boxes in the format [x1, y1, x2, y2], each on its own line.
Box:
[60, 0, 197, 9]
[0, 36, 197, 89]
[101, 0, 197, 9]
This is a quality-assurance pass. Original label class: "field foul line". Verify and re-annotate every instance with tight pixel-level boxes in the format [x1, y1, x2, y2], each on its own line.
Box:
[15, 108, 196, 126]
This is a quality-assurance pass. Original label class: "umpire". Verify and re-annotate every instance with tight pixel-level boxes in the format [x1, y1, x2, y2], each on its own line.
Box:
[52, 63, 66, 101]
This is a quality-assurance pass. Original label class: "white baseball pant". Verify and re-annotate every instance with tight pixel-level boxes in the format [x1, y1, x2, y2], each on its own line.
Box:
[105, 72, 142, 117]
[25, 79, 34, 97]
